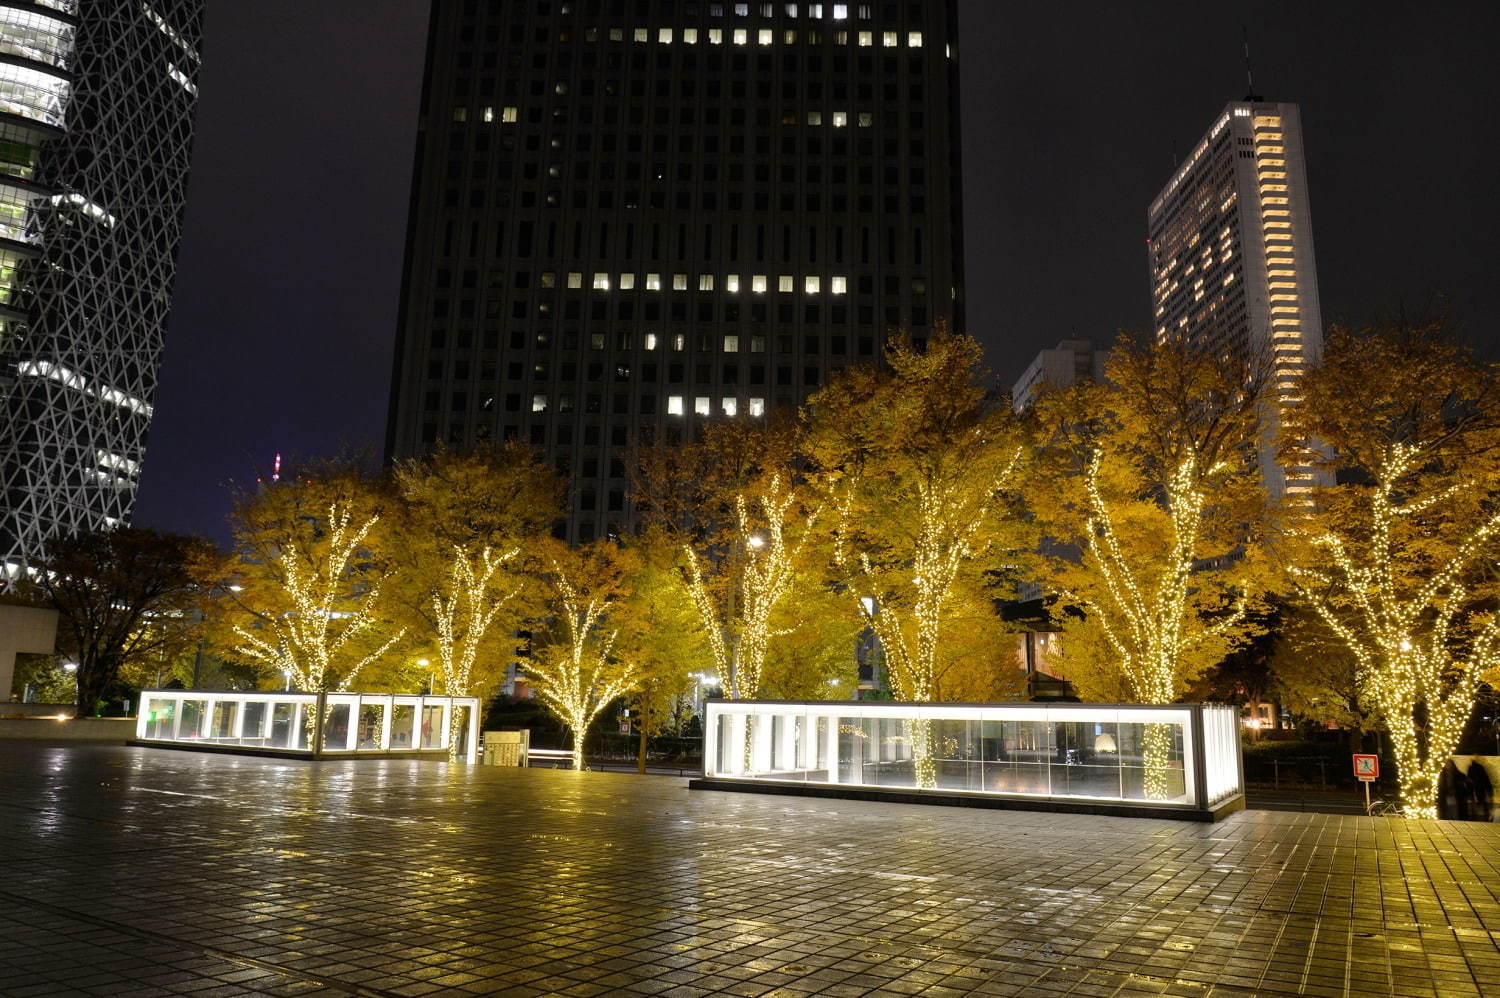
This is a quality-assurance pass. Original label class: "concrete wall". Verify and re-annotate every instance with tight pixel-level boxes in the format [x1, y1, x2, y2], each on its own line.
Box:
[0, 604, 59, 701]
[0, 717, 133, 741]
[0, 701, 75, 718]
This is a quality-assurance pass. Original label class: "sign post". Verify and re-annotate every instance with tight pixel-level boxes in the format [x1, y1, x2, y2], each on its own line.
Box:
[1354, 753, 1380, 814]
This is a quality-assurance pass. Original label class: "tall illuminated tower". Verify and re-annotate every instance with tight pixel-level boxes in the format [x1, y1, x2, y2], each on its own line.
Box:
[0, 1, 203, 580]
[388, 0, 966, 542]
[1147, 100, 1322, 500]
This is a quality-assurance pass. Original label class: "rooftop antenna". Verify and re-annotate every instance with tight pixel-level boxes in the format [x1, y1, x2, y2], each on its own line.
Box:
[1242, 25, 1262, 102]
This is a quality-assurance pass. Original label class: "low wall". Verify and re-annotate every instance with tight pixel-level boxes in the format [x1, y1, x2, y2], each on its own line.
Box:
[0, 716, 135, 741]
[0, 702, 77, 718]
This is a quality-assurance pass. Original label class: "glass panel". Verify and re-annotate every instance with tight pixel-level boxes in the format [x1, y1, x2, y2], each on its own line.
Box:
[210, 701, 237, 740]
[1048, 720, 1122, 799]
[421, 705, 443, 749]
[269, 703, 295, 748]
[1118, 720, 1188, 802]
[144, 698, 174, 739]
[932, 717, 982, 792]
[452, 705, 471, 758]
[356, 703, 384, 750]
[178, 699, 206, 740]
[323, 703, 351, 751]
[241, 701, 267, 743]
[983, 719, 1050, 795]
[391, 704, 416, 749]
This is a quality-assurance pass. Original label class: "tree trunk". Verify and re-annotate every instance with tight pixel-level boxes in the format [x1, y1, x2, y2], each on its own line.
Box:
[571, 739, 585, 771]
[637, 725, 648, 774]
[74, 661, 112, 718]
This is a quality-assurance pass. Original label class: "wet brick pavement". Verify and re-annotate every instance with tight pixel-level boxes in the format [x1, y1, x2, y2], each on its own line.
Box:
[1, 742, 1498, 996]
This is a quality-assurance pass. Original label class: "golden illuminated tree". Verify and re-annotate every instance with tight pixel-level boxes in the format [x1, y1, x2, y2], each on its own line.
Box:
[683, 472, 820, 700]
[806, 331, 1028, 787]
[219, 467, 406, 695]
[391, 446, 562, 756]
[1288, 320, 1500, 818]
[526, 540, 640, 770]
[1030, 336, 1273, 797]
[231, 500, 404, 694]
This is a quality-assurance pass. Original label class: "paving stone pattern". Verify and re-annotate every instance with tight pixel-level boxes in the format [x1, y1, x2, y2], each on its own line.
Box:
[1, 743, 1498, 996]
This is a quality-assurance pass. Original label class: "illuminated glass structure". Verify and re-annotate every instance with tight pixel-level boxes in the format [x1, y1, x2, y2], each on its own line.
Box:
[0, 1, 203, 580]
[387, 0, 965, 541]
[1147, 101, 1323, 500]
[693, 698, 1245, 821]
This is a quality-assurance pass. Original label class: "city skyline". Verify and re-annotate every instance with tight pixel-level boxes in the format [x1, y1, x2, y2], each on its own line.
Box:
[130, 0, 1499, 545]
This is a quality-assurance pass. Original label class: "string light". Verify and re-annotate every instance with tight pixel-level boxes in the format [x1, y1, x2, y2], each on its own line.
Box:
[525, 562, 639, 771]
[837, 446, 1023, 789]
[1293, 441, 1500, 819]
[234, 501, 405, 697]
[683, 473, 817, 702]
[430, 545, 519, 760]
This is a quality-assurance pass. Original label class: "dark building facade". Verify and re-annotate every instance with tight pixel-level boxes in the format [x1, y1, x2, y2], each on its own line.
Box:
[388, 0, 965, 541]
[0, 0, 203, 579]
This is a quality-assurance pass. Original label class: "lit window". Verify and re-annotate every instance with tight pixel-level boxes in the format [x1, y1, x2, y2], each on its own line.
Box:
[832, 111, 847, 127]
[593, 273, 610, 290]
[908, 31, 922, 47]
[726, 275, 740, 293]
[646, 273, 661, 290]
[658, 27, 673, 43]
[883, 31, 897, 46]
[735, 1, 748, 12]
[833, 3, 847, 18]
[531, 394, 547, 412]
[779, 275, 794, 292]
[758, 28, 773, 45]
[749, 398, 765, 417]
[805, 276, 821, 293]
[645, 332, 659, 350]
[567, 272, 583, 288]
[667, 395, 684, 415]
[724, 334, 740, 352]
[683, 27, 698, 43]
[501, 106, 518, 123]
[609, 27, 623, 40]
[452, 107, 467, 122]
[633, 27, 648, 42]
[619, 273, 635, 290]
[831, 276, 847, 294]
[786, 3, 798, 14]
[857, 30, 871, 45]
[857, 112, 872, 127]
[699, 274, 715, 291]
[722, 398, 739, 416]
[709, 28, 723, 44]
[673, 333, 686, 351]
[695, 397, 711, 416]
[810, 3, 822, 15]
[835, 30, 849, 44]
[733, 28, 747, 44]
[540, 272, 556, 288]
[807, 110, 822, 125]
[752, 275, 767, 293]
[784, 29, 798, 43]
[674, 273, 688, 290]
[482, 106, 494, 122]
[750, 335, 766, 352]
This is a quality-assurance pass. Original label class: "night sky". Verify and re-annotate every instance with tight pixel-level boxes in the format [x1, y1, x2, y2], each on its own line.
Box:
[130, 0, 1500, 545]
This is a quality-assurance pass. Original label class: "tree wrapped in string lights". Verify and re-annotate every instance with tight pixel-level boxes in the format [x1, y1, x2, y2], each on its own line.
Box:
[526, 541, 640, 771]
[1289, 321, 1500, 819]
[231, 499, 404, 697]
[807, 332, 1028, 788]
[683, 473, 819, 701]
[1031, 335, 1272, 798]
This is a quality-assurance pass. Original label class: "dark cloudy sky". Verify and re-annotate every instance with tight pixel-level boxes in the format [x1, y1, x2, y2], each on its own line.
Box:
[131, 0, 1500, 544]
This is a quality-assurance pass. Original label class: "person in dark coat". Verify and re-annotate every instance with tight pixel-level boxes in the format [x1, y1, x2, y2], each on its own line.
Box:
[1468, 760, 1493, 821]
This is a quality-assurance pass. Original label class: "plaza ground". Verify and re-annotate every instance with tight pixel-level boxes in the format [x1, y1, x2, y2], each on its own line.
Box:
[1, 744, 1497, 997]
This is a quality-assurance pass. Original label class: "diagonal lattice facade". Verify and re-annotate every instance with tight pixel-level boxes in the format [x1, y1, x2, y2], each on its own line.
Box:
[0, 0, 202, 581]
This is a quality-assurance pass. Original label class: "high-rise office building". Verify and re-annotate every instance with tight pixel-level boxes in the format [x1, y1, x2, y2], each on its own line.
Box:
[1010, 338, 1109, 413]
[1146, 100, 1322, 499]
[388, 0, 965, 541]
[0, 1, 204, 579]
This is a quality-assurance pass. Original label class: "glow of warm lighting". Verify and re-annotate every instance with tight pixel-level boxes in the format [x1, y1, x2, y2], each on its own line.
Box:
[62, 662, 77, 672]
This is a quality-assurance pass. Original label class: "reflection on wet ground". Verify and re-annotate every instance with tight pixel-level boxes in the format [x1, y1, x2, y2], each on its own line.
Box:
[1, 742, 1497, 996]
